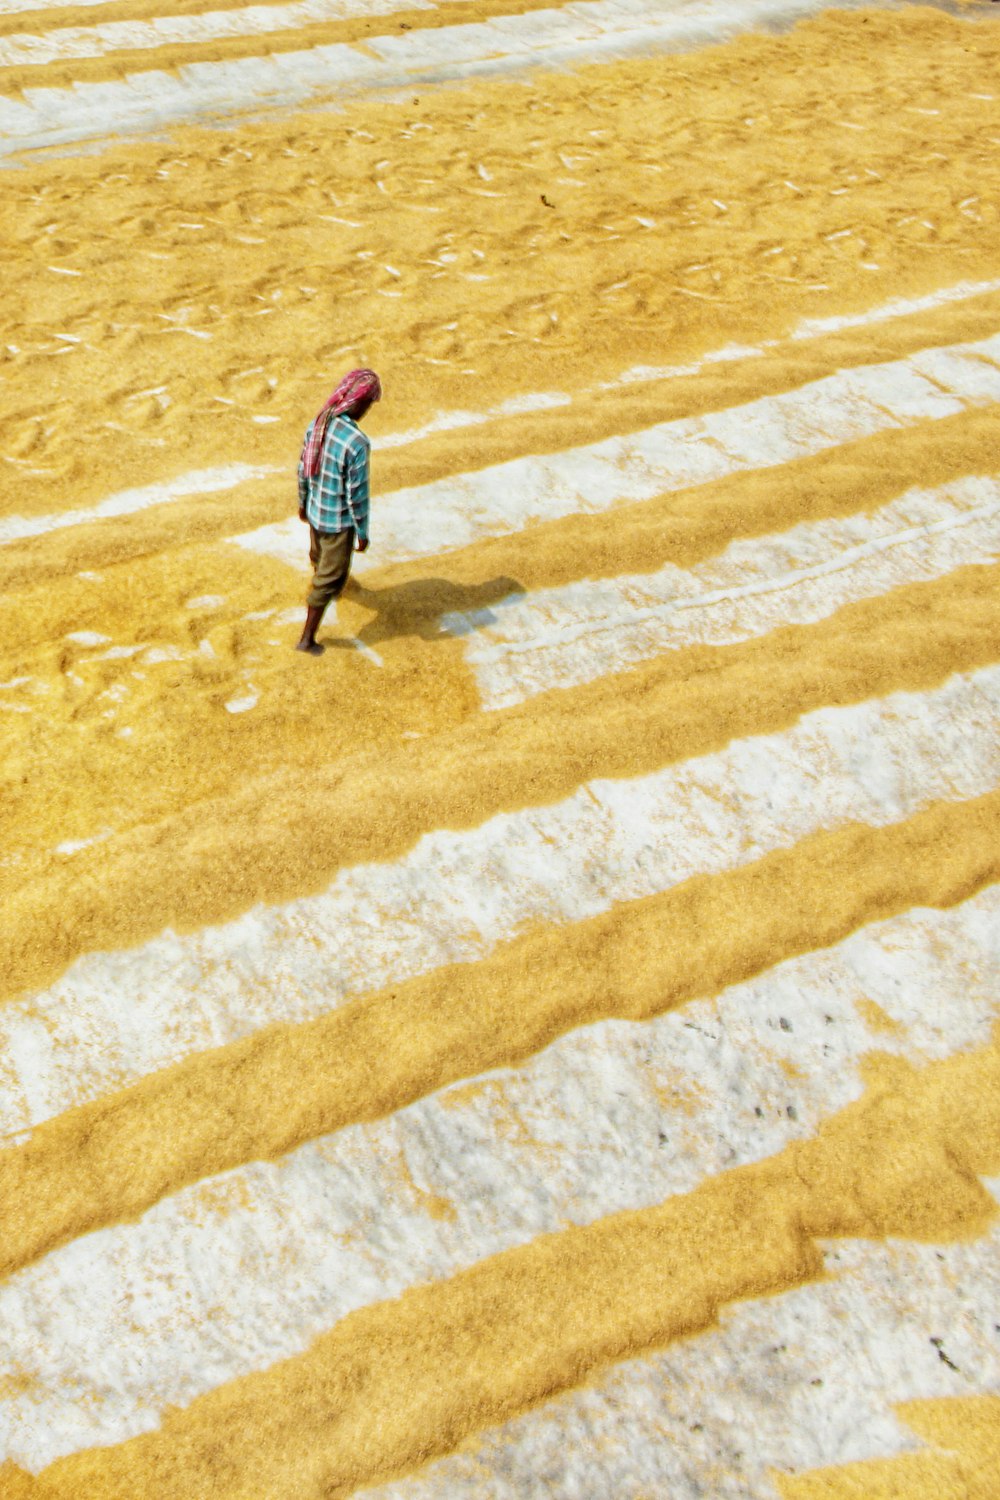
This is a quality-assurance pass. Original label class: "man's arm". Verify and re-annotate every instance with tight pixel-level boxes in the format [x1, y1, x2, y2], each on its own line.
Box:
[297, 428, 311, 521]
[345, 438, 371, 551]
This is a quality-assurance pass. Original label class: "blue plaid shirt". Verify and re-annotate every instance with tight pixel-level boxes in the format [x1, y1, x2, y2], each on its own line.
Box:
[297, 413, 371, 544]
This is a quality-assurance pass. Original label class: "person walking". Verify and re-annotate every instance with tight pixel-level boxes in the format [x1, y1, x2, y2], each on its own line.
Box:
[295, 367, 382, 654]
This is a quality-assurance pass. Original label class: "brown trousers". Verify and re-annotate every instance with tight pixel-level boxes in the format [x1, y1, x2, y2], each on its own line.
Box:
[307, 526, 354, 610]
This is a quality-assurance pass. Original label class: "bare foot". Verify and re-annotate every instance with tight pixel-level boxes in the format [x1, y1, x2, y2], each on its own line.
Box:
[294, 639, 324, 655]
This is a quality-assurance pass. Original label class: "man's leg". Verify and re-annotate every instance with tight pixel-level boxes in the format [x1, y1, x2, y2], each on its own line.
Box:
[297, 527, 327, 653]
[295, 606, 326, 654]
[296, 529, 354, 653]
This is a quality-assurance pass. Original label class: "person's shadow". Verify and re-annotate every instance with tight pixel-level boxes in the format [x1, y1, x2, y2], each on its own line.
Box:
[330, 574, 525, 650]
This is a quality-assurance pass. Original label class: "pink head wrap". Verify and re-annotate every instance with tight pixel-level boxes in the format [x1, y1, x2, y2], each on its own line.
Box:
[301, 368, 382, 479]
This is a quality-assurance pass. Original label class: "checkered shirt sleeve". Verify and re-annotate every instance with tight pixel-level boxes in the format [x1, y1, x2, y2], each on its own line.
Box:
[297, 414, 371, 544]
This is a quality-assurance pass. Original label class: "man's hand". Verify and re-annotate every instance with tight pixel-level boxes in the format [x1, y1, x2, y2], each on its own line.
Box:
[298, 506, 308, 523]
[356, 536, 370, 553]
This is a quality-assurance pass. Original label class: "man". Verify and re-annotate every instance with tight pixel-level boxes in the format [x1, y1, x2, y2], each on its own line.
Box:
[295, 367, 382, 654]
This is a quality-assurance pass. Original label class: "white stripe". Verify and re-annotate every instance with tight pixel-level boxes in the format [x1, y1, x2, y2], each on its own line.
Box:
[790, 277, 1000, 340]
[445, 476, 1000, 708]
[0, 0, 848, 151]
[604, 276, 1000, 385]
[379, 278, 1000, 448]
[234, 333, 1000, 574]
[8, 286, 999, 551]
[0, 464, 279, 548]
[2, 885, 997, 1466]
[359, 1222, 1000, 1500]
[4, 665, 1000, 1139]
[378, 391, 575, 452]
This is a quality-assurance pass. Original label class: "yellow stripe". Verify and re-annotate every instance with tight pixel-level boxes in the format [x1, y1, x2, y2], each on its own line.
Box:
[398, 405, 1000, 609]
[2, 789, 997, 1286]
[774, 1396, 1000, 1498]
[13, 1019, 1000, 1499]
[3, 560, 999, 1003]
[0, 1467, 43, 1499]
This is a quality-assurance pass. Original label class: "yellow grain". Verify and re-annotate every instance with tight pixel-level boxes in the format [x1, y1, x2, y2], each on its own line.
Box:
[1, 790, 997, 1285]
[9, 1029, 999, 1499]
[774, 1395, 1000, 1498]
[3, 560, 998, 1003]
